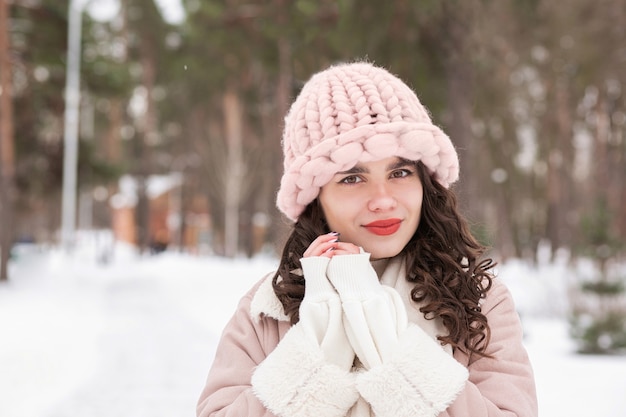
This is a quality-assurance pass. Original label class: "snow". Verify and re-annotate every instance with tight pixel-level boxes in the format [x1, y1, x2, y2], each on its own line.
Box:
[1, 241, 625, 417]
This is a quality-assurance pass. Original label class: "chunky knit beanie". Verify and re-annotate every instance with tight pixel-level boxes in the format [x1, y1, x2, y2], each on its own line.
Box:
[276, 62, 459, 221]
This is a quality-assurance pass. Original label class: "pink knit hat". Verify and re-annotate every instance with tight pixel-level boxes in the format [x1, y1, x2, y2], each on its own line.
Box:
[276, 62, 459, 221]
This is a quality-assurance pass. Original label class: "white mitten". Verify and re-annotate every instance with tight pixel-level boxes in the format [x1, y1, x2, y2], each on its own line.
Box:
[355, 324, 469, 417]
[299, 256, 355, 370]
[326, 253, 408, 369]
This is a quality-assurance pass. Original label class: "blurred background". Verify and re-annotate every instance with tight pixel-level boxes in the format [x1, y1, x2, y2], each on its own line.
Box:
[0, 0, 625, 351]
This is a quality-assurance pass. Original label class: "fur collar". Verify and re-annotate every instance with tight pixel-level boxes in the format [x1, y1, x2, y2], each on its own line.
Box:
[250, 272, 290, 323]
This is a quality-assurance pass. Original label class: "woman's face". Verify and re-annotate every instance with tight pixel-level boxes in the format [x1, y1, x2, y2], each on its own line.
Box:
[318, 156, 423, 260]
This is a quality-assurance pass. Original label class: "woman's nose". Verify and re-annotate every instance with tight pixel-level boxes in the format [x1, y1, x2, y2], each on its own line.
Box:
[367, 183, 396, 212]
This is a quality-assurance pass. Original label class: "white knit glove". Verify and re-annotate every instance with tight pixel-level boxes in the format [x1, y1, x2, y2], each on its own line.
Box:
[326, 253, 468, 417]
[299, 256, 356, 370]
[326, 253, 408, 369]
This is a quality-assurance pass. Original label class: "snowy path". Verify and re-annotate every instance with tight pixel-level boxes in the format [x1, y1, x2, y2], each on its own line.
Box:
[1, 251, 272, 417]
[43, 274, 216, 417]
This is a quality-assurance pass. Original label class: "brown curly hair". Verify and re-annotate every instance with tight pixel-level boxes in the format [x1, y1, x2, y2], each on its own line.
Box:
[272, 161, 494, 357]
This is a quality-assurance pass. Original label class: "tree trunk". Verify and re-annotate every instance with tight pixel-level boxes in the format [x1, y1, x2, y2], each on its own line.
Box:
[265, 0, 293, 254]
[0, 0, 15, 281]
[440, 0, 479, 221]
[543, 76, 574, 254]
[223, 89, 243, 257]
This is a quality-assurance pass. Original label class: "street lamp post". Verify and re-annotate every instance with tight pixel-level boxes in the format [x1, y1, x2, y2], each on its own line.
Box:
[61, 0, 88, 250]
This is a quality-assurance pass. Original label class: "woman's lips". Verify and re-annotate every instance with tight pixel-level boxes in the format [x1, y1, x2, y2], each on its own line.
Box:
[363, 219, 402, 236]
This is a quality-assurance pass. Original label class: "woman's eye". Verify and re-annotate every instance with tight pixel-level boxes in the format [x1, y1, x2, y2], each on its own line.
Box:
[339, 175, 362, 184]
[391, 169, 412, 179]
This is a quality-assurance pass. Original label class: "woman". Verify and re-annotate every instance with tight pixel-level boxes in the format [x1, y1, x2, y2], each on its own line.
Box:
[197, 62, 537, 417]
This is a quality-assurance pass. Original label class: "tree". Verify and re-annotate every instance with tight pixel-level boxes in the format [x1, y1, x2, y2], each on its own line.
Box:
[127, 0, 159, 251]
[0, 0, 16, 281]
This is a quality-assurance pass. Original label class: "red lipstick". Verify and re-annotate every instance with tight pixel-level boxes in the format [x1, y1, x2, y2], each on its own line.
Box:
[363, 219, 402, 236]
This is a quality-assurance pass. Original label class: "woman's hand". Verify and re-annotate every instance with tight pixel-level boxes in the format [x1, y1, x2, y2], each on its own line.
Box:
[303, 232, 361, 258]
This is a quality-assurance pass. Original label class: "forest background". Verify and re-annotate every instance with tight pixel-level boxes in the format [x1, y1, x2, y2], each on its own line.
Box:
[0, 0, 625, 284]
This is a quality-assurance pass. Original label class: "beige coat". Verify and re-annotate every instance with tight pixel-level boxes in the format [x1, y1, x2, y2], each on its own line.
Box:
[197, 257, 537, 417]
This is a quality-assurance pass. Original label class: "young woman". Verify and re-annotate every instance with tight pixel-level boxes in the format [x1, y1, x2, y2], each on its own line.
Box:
[196, 62, 538, 417]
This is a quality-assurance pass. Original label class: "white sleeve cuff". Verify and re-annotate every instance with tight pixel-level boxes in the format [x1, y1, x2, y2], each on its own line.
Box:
[300, 256, 334, 300]
[252, 324, 359, 417]
[356, 324, 468, 417]
[326, 253, 382, 300]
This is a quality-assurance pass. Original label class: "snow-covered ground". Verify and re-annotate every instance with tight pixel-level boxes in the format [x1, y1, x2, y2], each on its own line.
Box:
[1, 241, 625, 417]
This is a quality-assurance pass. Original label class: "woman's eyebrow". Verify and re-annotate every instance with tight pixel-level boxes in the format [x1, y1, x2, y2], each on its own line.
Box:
[336, 166, 367, 175]
[336, 158, 414, 175]
[388, 158, 414, 170]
